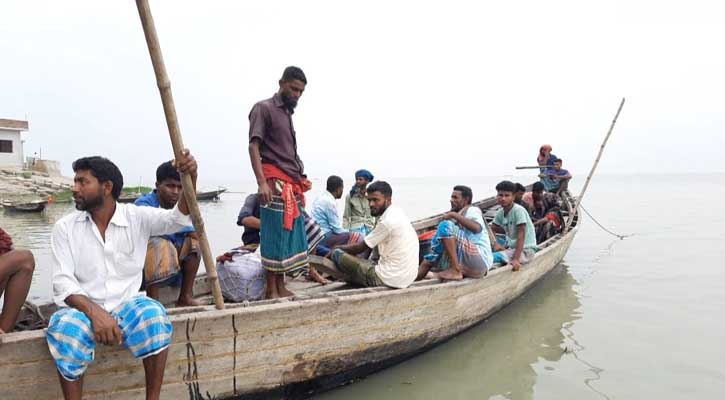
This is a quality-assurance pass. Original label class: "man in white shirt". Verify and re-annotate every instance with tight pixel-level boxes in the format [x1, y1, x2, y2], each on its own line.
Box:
[325, 181, 419, 289]
[45, 150, 198, 400]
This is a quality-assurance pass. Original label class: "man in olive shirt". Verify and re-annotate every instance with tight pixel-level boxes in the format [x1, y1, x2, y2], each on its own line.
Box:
[247, 66, 312, 298]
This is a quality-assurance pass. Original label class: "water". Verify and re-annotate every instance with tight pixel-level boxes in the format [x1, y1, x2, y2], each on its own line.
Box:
[2, 174, 724, 399]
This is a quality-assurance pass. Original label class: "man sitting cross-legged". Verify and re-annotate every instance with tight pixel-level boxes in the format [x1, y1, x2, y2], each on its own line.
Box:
[135, 161, 201, 307]
[45, 151, 198, 400]
[325, 181, 419, 289]
[491, 180, 538, 271]
[0, 227, 35, 334]
[417, 185, 493, 281]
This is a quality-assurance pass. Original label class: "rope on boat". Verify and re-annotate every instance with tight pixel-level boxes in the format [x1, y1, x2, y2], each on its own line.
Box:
[579, 203, 632, 240]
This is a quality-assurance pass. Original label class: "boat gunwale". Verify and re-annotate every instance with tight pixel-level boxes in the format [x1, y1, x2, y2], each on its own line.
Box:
[0, 221, 577, 345]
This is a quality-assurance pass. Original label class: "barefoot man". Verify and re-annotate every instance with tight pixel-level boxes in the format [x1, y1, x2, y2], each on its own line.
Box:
[45, 150, 198, 400]
[0, 227, 35, 334]
[248, 66, 312, 298]
[135, 161, 201, 307]
[417, 185, 493, 281]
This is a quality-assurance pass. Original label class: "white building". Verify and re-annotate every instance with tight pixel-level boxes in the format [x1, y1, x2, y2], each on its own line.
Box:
[0, 119, 29, 168]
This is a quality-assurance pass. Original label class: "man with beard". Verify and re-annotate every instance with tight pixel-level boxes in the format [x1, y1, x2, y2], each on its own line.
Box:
[416, 185, 493, 281]
[325, 181, 419, 289]
[343, 169, 376, 234]
[45, 151, 197, 400]
[248, 66, 312, 299]
[135, 161, 201, 307]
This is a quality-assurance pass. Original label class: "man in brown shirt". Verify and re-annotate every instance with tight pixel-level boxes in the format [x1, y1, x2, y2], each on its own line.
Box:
[248, 66, 312, 298]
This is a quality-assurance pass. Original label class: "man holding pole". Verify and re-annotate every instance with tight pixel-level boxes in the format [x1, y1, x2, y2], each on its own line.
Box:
[248, 66, 311, 298]
[45, 150, 198, 400]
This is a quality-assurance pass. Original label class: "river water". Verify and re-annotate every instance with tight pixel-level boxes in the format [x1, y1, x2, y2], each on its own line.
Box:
[2, 174, 724, 399]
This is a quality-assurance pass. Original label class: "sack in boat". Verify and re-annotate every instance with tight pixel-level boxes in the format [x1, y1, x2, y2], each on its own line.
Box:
[217, 248, 266, 302]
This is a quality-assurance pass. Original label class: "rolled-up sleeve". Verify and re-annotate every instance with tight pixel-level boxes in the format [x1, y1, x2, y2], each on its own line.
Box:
[52, 223, 86, 307]
[137, 204, 193, 237]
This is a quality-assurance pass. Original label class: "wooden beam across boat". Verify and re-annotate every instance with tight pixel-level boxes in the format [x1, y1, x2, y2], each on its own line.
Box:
[0, 190, 579, 399]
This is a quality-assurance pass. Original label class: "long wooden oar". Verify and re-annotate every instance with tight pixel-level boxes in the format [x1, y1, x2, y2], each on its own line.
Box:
[135, 0, 224, 309]
[564, 98, 625, 233]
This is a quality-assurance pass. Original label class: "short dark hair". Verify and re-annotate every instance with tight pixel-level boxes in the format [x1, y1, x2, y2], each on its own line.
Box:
[495, 180, 516, 193]
[532, 181, 545, 192]
[156, 161, 180, 183]
[281, 66, 307, 84]
[553, 158, 563, 164]
[515, 183, 526, 193]
[72, 156, 124, 199]
[367, 181, 392, 198]
[453, 185, 473, 204]
[326, 175, 343, 192]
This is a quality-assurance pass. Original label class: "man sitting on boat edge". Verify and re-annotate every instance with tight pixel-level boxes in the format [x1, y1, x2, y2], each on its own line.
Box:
[0, 227, 35, 334]
[325, 181, 419, 289]
[45, 151, 198, 400]
[539, 158, 572, 196]
[491, 180, 538, 271]
[135, 160, 201, 307]
[417, 185, 493, 281]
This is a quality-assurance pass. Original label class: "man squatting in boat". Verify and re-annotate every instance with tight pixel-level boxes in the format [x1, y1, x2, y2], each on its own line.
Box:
[44, 150, 198, 400]
[135, 160, 202, 307]
[417, 185, 494, 281]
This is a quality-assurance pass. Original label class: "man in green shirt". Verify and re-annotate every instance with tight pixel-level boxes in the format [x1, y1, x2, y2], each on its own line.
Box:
[343, 169, 376, 234]
[491, 180, 538, 271]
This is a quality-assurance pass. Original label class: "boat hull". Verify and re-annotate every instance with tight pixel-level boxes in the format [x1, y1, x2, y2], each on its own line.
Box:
[0, 226, 576, 399]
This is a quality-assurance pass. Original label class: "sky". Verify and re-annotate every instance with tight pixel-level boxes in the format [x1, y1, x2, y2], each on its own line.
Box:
[1, 0, 724, 189]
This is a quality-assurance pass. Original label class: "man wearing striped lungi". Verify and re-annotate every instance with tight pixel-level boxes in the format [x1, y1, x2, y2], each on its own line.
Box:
[45, 150, 198, 400]
[248, 66, 312, 298]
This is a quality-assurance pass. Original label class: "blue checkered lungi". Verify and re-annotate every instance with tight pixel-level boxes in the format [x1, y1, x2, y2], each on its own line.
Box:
[45, 296, 173, 381]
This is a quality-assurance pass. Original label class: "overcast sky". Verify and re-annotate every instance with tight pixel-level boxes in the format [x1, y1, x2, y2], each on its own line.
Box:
[1, 0, 723, 189]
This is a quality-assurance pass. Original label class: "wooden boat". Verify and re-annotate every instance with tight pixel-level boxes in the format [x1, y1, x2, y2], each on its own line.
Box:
[1, 199, 48, 212]
[0, 190, 579, 400]
[196, 187, 227, 201]
[118, 189, 226, 204]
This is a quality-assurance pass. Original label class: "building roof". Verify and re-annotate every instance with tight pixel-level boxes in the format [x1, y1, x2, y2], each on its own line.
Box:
[0, 119, 29, 131]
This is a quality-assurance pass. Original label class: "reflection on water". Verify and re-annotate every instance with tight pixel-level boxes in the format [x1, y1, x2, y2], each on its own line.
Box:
[315, 265, 581, 400]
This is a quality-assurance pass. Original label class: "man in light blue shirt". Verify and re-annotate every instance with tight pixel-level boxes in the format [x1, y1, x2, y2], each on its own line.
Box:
[311, 176, 363, 248]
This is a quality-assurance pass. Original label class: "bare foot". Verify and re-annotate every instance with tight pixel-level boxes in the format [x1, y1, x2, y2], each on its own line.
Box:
[175, 297, 203, 307]
[278, 287, 295, 298]
[0, 328, 5, 334]
[308, 268, 329, 285]
[438, 268, 464, 281]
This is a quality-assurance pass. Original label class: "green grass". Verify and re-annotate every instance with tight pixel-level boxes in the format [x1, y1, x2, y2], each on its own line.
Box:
[122, 186, 153, 194]
[51, 186, 153, 203]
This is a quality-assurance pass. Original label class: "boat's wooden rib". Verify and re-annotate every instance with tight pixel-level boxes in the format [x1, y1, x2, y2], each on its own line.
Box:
[0, 190, 578, 400]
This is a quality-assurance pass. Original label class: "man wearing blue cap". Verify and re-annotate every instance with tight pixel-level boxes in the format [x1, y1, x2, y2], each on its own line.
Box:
[343, 169, 376, 235]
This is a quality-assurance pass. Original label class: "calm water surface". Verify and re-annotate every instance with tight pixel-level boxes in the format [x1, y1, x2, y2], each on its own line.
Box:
[2, 174, 724, 399]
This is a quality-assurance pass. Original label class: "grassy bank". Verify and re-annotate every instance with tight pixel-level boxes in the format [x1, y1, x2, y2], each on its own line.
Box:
[52, 186, 153, 203]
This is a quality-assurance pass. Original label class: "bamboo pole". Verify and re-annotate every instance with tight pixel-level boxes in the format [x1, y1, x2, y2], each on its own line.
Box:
[135, 0, 224, 309]
[564, 98, 625, 233]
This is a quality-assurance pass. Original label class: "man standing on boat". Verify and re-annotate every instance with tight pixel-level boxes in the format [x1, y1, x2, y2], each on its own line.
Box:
[45, 151, 198, 400]
[248, 66, 312, 299]
[135, 161, 201, 307]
